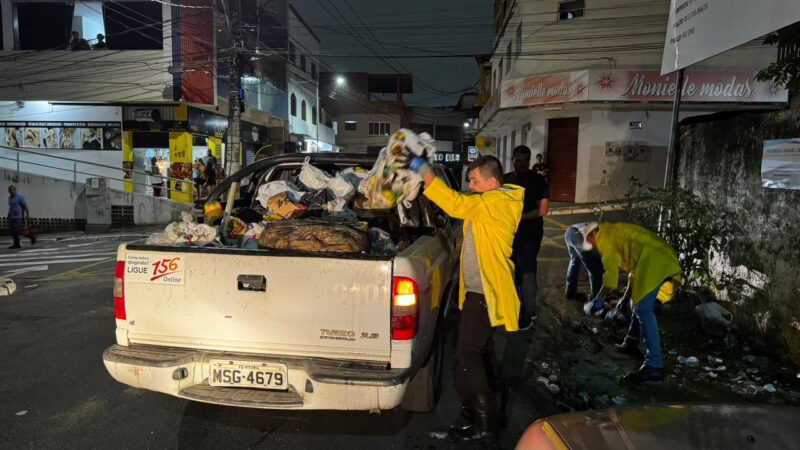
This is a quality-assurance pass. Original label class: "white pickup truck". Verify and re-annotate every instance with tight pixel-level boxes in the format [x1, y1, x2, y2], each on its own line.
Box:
[103, 154, 463, 412]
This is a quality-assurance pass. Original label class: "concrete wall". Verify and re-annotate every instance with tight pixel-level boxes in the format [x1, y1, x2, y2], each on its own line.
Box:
[678, 105, 800, 364]
[1, 168, 190, 226]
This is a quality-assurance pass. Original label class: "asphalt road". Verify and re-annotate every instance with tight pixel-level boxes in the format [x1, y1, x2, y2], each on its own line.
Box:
[0, 213, 610, 449]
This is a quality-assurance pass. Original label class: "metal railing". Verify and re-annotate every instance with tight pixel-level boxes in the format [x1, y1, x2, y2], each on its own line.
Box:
[0, 144, 200, 197]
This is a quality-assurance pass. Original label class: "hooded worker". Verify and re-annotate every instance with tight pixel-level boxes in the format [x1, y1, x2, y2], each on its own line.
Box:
[583, 222, 682, 384]
[406, 146, 523, 443]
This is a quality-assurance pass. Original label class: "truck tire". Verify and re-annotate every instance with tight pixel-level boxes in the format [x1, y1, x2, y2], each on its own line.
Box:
[400, 322, 444, 412]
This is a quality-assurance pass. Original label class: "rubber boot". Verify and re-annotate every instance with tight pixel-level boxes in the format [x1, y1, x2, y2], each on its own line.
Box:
[449, 394, 498, 442]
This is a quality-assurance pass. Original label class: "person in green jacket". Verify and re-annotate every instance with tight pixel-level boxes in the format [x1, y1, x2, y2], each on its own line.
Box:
[408, 154, 523, 442]
[583, 222, 682, 384]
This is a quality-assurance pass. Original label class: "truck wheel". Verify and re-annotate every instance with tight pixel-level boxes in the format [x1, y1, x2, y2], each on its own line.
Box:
[400, 320, 445, 412]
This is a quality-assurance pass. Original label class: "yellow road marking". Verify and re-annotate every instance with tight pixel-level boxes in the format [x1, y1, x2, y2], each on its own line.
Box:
[544, 216, 569, 230]
[41, 258, 114, 281]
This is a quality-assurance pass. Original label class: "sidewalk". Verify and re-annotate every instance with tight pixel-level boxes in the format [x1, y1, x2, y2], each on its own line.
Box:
[549, 199, 628, 216]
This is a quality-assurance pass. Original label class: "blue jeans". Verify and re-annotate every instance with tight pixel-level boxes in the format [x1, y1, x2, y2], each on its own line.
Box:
[623, 285, 664, 368]
[564, 228, 603, 298]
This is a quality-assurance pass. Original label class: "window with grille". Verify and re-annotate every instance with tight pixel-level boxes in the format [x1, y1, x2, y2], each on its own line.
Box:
[369, 122, 390, 136]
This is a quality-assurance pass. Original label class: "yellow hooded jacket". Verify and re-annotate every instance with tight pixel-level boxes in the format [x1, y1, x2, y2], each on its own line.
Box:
[423, 177, 524, 332]
[595, 222, 682, 305]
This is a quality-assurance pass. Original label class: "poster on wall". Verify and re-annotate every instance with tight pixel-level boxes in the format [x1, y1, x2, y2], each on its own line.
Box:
[761, 138, 800, 190]
[0, 121, 122, 150]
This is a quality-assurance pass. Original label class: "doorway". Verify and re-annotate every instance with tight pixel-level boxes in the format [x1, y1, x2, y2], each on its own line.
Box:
[546, 117, 579, 203]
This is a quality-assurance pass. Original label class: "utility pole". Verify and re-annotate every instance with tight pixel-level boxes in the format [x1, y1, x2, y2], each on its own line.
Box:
[225, 1, 243, 176]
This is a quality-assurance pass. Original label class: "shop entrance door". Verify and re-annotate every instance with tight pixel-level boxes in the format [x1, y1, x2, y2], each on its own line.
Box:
[546, 117, 579, 203]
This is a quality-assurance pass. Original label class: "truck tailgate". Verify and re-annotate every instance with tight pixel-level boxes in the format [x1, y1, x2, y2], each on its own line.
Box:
[120, 246, 393, 363]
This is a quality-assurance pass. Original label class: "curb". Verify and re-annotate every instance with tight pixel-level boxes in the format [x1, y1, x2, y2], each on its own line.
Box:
[549, 203, 627, 216]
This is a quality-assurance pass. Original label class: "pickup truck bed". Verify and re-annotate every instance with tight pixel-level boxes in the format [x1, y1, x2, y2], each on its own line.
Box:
[103, 153, 462, 412]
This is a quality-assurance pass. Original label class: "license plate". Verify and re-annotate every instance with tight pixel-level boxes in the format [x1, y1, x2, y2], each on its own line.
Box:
[209, 359, 288, 390]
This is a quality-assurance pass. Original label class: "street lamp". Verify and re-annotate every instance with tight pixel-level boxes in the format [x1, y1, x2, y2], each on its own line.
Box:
[336, 76, 345, 86]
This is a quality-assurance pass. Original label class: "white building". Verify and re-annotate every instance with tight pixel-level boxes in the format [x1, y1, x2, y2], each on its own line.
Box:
[287, 5, 335, 152]
[479, 0, 788, 203]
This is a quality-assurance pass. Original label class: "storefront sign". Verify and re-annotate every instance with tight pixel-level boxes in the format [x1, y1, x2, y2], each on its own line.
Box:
[433, 152, 462, 165]
[589, 70, 788, 103]
[661, 0, 800, 74]
[468, 146, 480, 161]
[0, 121, 122, 150]
[761, 138, 800, 190]
[188, 107, 228, 138]
[501, 71, 589, 108]
[188, 106, 267, 145]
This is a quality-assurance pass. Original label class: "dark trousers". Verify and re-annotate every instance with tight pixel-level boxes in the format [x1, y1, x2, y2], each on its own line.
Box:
[455, 292, 497, 400]
[512, 226, 544, 317]
[9, 218, 23, 247]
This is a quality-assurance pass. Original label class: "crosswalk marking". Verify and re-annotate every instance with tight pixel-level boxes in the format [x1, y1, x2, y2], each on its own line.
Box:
[1, 252, 116, 261]
[0, 257, 112, 268]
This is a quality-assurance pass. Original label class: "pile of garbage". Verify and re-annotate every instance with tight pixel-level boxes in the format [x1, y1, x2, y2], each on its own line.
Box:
[145, 129, 435, 256]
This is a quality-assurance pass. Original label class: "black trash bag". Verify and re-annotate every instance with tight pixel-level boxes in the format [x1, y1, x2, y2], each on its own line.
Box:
[302, 188, 336, 211]
[235, 207, 264, 224]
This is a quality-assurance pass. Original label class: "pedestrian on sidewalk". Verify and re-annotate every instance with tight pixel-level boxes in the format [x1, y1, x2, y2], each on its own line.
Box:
[504, 145, 549, 330]
[148, 157, 165, 197]
[582, 222, 682, 384]
[7, 185, 36, 249]
[202, 150, 218, 192]
[407, 154, 523, 443]
[564, 222, 603, 302]
[532, 153, 548, 180]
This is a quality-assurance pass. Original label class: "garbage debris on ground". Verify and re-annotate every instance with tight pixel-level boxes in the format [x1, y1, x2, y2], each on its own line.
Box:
[612, 396, 626, 406]
[764, 383, 777, 393]
[24, 284, 39, 290]
[15, 410, 28, 416]
[146, 212, 219, 246]
[695, 301, 733, 335]
[428, 431, 449, 440]
[0, 278, 17, 296]
[677, 356, 699, 367]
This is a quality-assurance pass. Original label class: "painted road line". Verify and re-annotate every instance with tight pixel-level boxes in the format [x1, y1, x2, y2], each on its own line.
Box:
[67, 242, 103, 248]
[0, 257, 111, 267]
[13, 246, 117, 255]
[0, 252, 116, 261]
[3, 265, 49, 277]
[544, 216, 569, 230]
[41, 258, 114, 281]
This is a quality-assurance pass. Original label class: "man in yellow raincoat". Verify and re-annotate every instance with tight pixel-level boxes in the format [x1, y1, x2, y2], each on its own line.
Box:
[583, 222, 682, 384]
[408, 154, 523, 442]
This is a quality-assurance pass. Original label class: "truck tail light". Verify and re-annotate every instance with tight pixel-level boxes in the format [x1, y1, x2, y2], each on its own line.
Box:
[114, 261, 126, 320]
[392, 277, 418, 340]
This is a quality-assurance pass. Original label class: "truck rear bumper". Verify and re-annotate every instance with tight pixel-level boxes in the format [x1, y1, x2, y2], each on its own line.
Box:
[103, 344, 410, 411]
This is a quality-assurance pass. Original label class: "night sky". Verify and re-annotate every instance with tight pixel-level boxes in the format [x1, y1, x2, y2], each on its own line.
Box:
[290, 0, 494, 107]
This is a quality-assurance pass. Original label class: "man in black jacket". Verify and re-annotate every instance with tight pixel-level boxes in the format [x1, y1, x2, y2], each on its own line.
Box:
[504, 145, 550, 330]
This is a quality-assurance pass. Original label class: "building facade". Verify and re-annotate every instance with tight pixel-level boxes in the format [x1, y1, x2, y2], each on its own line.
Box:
[0, 0, 328, 201]
[479, 0, 789, 203]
